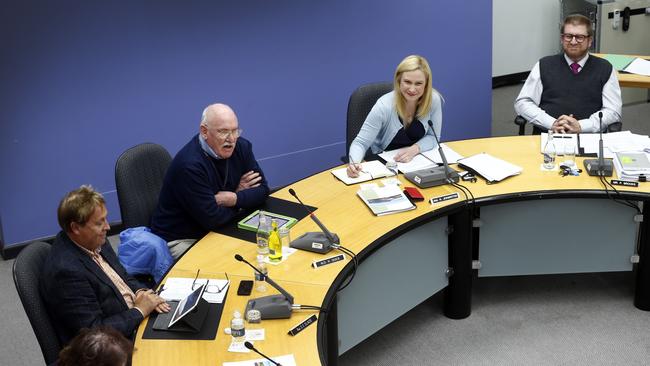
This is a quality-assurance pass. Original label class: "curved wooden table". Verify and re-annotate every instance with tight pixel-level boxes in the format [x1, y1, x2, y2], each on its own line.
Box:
[133, 135, 650, 366]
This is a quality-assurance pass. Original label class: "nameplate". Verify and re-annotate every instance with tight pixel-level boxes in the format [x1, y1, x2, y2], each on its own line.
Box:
[611, 179, 639, 187]
[429, 192, 459, 204]
[288, 314, 317, 336]
[312, 254, 345, 268]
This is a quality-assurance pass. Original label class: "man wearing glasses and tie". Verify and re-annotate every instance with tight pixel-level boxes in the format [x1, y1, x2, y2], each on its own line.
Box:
[151, 103, 270, 258]
[515, 14, 622, 134]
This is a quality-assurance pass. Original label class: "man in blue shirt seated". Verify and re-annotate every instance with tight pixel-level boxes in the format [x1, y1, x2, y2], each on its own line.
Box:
[151, 103, 270, 258]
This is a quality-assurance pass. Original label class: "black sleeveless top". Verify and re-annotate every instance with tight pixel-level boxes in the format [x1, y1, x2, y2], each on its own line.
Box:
[385, 117, 425, 151]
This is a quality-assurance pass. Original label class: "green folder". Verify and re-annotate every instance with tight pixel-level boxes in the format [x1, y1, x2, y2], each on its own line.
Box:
[602, 54, 636, 71]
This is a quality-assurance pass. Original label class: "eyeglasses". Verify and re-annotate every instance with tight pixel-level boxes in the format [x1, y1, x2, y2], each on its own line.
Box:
[561, 33, 589, 43]
[214, 128, 242, 139]
[191, 269, 230, 294]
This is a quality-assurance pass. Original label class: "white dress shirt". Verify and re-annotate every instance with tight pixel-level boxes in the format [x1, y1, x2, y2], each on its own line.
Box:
[514, 54, 622, 133]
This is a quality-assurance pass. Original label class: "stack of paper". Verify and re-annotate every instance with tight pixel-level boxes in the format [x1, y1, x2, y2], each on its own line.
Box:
[457, 153, 523, 183]
[378, 144, 464, 174]
[331, 160, 395, 185]
[614, 151, 650, 180]
[357, 183, 415, 216]
[579, 131, 650, 158]
[603, 54, 650, 76]
[624, 57, 650, 77]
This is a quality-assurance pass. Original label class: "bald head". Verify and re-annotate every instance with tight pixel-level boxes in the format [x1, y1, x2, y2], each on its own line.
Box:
[199, 103, 240, 158]
[201, 103, 237, 129]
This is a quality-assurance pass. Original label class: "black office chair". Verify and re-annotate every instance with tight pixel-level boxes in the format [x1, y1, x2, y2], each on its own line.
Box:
[343, 81, 393, 162]
[115, 143, 172, 229]
[514, 115, 622, 135]
[13, 241, 61, 365]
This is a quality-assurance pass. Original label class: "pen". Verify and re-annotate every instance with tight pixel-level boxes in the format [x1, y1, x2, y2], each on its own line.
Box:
[350, 159, 369, 176]
[155, 285, 165, 295]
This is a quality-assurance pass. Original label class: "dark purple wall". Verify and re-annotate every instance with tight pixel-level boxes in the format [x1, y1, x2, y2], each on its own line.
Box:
[0, 1, 492, 248]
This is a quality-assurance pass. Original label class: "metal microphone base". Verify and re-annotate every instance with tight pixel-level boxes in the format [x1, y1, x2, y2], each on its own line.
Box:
[290, 232, 337, 254]
[583, 158, 613, 177]
[404, 166, 460, 188]
[245, 295, 292, 320]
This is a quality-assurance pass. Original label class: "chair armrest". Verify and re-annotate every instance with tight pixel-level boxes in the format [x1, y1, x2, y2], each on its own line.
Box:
[607, 121, 622, 133]
[514, 115, 527, 135]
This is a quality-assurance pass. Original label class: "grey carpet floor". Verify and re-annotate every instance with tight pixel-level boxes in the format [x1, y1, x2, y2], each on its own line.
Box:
[339, 272, 650, 366]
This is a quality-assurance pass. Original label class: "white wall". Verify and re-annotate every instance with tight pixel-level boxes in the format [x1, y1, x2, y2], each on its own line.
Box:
[599, 0, 650, 103]
[493, 0, 561, 76]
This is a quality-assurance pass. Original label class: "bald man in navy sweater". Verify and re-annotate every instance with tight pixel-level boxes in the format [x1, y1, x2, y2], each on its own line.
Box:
[151, 103, 270, 258]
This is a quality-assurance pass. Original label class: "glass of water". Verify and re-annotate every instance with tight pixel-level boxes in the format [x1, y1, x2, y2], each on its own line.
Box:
[563, 143, 576, 168]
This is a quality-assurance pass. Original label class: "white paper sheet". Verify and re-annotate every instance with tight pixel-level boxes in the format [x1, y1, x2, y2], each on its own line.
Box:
[159, 277, 229, 303]
[624, 57, 650, 77]
[378, 144, 464, 174]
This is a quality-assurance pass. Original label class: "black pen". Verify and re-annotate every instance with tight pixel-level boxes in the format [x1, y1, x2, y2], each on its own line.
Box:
[155, 285, 165, 295]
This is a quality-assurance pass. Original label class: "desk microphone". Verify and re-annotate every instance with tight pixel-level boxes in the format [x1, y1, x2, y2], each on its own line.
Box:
[403, 121, 459, 188]
[234, 254, 293, 319]
[583, 111, 613, 176]
[244, 342, 282, 366]
[287, 188, 339, 254]
[429, 120, 460, 184]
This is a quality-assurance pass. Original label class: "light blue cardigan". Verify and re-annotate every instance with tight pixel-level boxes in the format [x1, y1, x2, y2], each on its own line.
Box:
[348, 90, 443, 163]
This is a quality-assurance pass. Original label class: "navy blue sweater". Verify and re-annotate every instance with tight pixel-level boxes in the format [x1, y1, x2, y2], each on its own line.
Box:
[151, 135, 270, 242]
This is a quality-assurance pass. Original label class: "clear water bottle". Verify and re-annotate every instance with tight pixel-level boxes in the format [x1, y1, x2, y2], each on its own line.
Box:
[543, 131, 557, 170]
[256, 212, 270, 258]
[230, 310, 245, 345]
[255, 255, 268, 293]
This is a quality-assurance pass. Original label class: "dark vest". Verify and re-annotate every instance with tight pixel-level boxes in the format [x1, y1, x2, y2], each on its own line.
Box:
[539, 54, 612, 120]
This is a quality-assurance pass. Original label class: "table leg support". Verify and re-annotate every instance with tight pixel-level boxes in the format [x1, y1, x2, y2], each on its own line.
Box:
[444, 209, 473, 319]
[325, 297, 339, 365]
[634, 202, 650, 310]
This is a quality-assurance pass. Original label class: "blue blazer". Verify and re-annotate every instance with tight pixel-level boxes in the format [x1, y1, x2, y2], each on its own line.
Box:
[40, 231, 145, 344]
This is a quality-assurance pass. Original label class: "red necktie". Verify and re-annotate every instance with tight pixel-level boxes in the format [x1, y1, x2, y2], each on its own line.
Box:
[570, 62, 580, 75]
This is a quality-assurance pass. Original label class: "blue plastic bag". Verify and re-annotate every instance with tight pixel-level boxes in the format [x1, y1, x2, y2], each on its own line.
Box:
[118, 226, 173, 284]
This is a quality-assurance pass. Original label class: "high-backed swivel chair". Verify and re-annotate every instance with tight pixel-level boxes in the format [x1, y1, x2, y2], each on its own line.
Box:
[343, 81, 393, 162]
[13, 241, 61, 365]
[115, 143, 173, 287]
[115, 143, 172, 229]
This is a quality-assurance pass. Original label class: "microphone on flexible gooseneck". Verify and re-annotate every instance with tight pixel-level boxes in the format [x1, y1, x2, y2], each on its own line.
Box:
[598, 111, 605, 172]
[287, 188, 339, 254]
[234, 254, 293, 320]
[244, 342, 282, 366]
[583, 111, 613, 176]
[428, 120, 459, 184]
[427, 120, 458, 183]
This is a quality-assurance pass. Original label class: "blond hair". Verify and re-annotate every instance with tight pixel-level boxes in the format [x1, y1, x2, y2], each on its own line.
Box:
[393, 55, 436, 126]
[57, 185, 105, 233]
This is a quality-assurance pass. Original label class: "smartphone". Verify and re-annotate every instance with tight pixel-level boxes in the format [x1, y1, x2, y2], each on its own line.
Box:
[404, 187, 424, 201]
[237, 280, 253, 296]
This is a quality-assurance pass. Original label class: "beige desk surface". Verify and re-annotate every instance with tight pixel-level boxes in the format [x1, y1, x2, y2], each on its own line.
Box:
[133, 135, 650, 366]
[593, 53, 650, 89]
